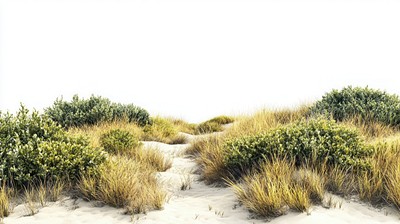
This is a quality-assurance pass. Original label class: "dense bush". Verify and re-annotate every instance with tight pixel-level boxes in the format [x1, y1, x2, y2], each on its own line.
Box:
[224, 118, 372, 176]
[310, 86, 400, 126]
[0, 106, 106, 186]
[111, 103, 152, 126]
[100, 129, 140, 154]
[45, 95, 151, 128]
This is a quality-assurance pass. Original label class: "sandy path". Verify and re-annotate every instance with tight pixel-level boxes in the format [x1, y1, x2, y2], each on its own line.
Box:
[138, 139, 265, 224]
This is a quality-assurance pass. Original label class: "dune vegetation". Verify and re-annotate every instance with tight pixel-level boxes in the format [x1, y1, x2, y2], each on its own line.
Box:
[189, 86, 400, 218]
[2, 87, 400, 220]
[0, 96, 189, 218]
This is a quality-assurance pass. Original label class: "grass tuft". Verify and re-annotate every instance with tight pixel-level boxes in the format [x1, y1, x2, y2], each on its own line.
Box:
[77, 155, 167, 214]
[227, 158, 312, 217]
[0, 186, 10, 218]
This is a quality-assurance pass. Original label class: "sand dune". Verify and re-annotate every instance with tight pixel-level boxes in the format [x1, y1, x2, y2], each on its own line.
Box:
[3, 133, 400, 224]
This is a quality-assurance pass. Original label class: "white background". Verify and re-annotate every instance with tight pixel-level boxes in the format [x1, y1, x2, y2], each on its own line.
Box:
[1, 0, 399, 122]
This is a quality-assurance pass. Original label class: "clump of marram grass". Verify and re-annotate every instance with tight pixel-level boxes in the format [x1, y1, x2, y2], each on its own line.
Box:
[360, 138, 400, 206]
[341, 115, 396, 141]
[207, 115, 235, 125]
[128, 146, 172, 172]
[77, 155, 166, 214]
[0, 186, 11, 218]
[227, 158, 312, 217]
[194, 115, 235, 135]
[195, 121, 224, 134]
[165, 117, 197, 134]
[142, 117, 182, 144]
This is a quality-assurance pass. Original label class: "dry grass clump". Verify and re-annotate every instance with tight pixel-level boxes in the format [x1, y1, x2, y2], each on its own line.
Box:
[359, 138, 400, 206]
[341, 116, 396, 141]
[226, 106, 308, 139]
[0, 186, 11, 218]
[195, 121, 224, 134]
[165, 117, 197, 134]
[77, 155, 166, 214]
[142, 117, 186, 144]
[207, 115, 235, 125]
[194, 115, 235, 135]
[127, 146, 172, 172]
[187, 135, 228, 183]
[227, 158, 317, 217]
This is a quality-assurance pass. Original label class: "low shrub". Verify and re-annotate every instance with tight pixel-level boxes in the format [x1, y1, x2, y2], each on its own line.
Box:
[45, 95, 151, 128]
[100, 129, 141, 154]
[0, 106, 106, 186]
[310, 86, 400, 127]
[224, 118, 372, 177]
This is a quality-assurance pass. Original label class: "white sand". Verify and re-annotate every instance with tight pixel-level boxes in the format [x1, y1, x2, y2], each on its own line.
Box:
[3, 132, 400, 224]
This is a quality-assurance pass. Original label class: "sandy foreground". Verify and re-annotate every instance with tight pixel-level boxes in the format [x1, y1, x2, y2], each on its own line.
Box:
[3, 132, 400, 224]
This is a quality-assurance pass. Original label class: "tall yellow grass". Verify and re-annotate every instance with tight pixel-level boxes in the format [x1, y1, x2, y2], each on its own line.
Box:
[227, 158, 313, 217]
[78, 155, 166, 214]
[0, 186, 10, 218]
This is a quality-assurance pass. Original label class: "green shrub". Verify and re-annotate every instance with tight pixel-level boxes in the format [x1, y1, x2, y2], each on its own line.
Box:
[310, 86, 400, 126]
[100, 129, 141, 154]
[224, 118, 372, 177]
[111, 103, 152, 126]
[45, 95, 151, 128]
[0, 106, 106, 186]
[207, 116, 234, 125]
[195, 121, 224, 134]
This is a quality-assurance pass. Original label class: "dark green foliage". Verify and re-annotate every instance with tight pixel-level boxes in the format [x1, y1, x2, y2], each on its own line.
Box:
[45, 95, 151, 128]
[100, 129, 140, 154]
[224, 118, 372, 177]
[207, 116, 234, 125]
[0, 106, 106, 186]
[111, 103, 152, 126]
[310, 86, 400, 126]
